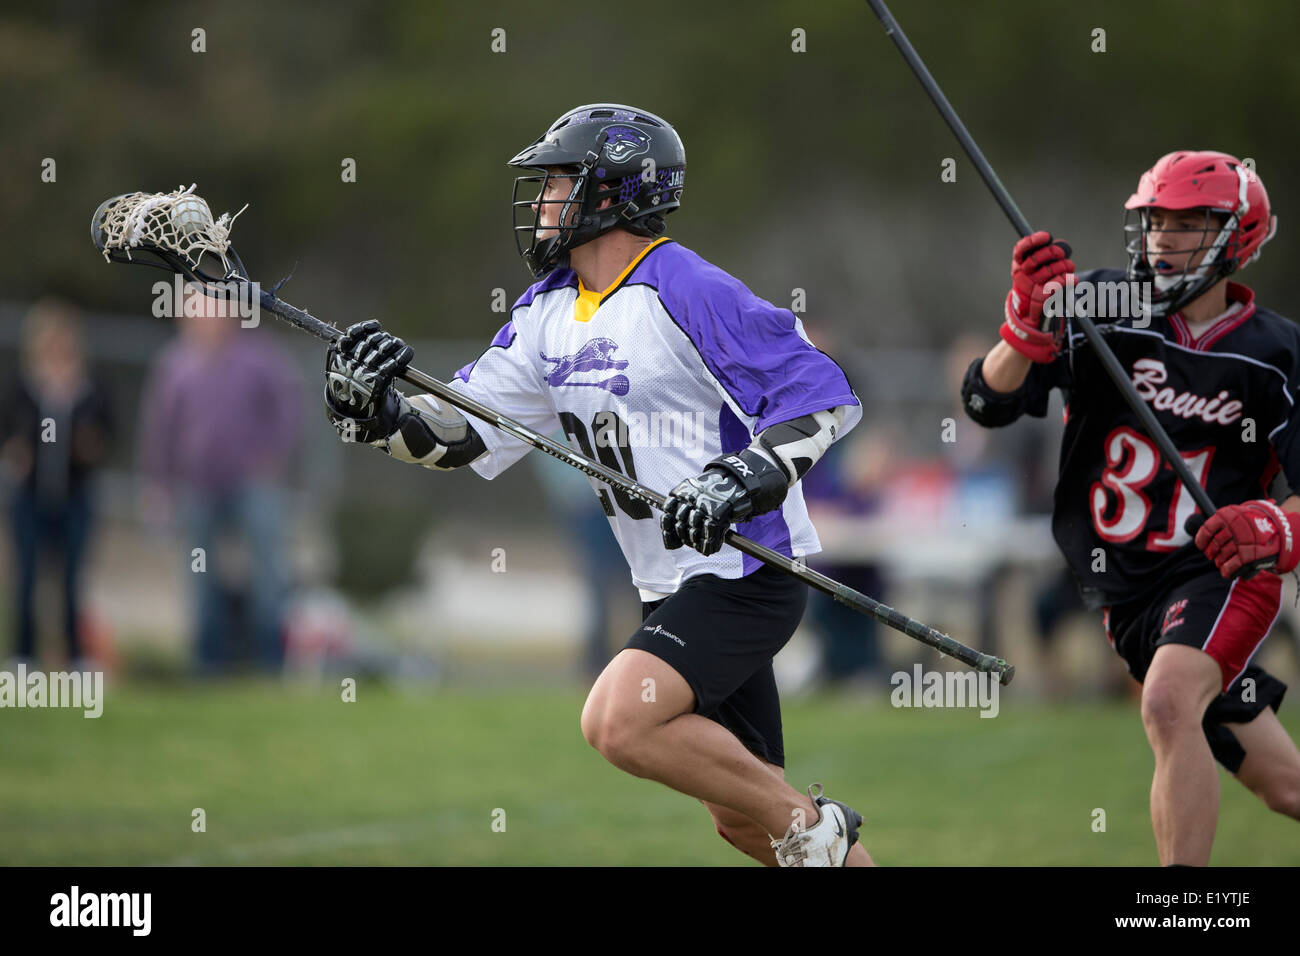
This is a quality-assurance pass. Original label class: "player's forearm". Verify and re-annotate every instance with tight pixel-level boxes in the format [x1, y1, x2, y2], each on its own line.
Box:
[1281, 494, 1300, 515]
[981, 340, 1034, 394]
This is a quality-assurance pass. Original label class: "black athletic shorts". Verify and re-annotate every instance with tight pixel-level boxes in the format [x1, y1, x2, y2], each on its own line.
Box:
[1103, 567, 1287, 773]
[626, 564, 807, 768]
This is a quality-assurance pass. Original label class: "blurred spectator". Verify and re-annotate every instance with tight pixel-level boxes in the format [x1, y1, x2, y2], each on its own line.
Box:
[944, 335, 1096, 689]
[941, 333, 1053, 511]
[802, 424, 891, 685]
[1, 298, 114, 667]
[137, 285, 302, 676]
[798, 320, 888, 685]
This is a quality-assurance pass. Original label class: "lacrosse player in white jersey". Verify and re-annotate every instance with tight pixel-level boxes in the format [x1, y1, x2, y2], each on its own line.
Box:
[325, 104, 871, 866]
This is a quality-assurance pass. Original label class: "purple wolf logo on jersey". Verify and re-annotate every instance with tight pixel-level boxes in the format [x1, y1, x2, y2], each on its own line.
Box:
[601, 125, 651, 164]
[540, 337, 630, 395]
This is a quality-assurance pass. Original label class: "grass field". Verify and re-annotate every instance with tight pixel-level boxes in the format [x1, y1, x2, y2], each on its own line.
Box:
[2, 681, 1297, 866]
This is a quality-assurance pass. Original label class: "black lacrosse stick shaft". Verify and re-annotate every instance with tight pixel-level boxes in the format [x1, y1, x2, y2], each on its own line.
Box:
[256, 286, 1015, 684]
[88, 201, 1014, 685]
[865, 0, 1215, 519]
[866, 0, 1032, 236]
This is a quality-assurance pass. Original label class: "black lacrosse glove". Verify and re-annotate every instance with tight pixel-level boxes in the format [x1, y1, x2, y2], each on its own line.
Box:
[661, 450, 789, 556]
[324, 319, 414, 443]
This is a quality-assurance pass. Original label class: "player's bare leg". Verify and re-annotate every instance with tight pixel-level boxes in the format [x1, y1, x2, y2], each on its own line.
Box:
[1140, 644, 1224, 865]
[581, 649, 819, 839]
[1228, 709, 1300, 820]
[582, 648, 866, 861]
[702, 761, 875, 866]
[845, 837, 873, 864]
[702, 760, 788, 866]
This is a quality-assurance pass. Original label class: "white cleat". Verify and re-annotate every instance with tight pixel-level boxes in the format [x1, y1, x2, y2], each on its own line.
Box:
[771, 783, 863, 867]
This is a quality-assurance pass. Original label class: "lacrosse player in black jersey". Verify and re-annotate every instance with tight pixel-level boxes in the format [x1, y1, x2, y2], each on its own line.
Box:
[963, 151, 1300, 865]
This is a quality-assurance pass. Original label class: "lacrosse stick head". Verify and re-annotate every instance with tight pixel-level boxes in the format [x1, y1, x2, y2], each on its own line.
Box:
[92, 185, 248, 290]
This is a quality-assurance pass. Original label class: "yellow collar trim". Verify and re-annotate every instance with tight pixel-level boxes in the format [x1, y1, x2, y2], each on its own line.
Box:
[573, 237, 671, 323]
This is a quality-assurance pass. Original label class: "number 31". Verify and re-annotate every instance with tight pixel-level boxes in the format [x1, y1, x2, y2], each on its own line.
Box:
[1089, 426, 1214, 551]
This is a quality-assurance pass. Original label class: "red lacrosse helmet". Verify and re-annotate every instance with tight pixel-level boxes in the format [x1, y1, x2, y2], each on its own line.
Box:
[1123, 150, 1277, 315]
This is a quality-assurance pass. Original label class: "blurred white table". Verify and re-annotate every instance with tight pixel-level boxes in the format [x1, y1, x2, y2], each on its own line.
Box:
[809, 512, 1059, 583]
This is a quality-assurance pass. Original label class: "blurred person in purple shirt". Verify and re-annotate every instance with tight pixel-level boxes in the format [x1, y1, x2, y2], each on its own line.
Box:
[1, 298, 114, 667]
[137, 285, 302, 675]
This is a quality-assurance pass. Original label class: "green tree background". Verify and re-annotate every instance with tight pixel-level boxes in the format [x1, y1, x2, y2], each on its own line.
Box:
[4, 0, 1296, 595]
[5, 0, 1297, 346]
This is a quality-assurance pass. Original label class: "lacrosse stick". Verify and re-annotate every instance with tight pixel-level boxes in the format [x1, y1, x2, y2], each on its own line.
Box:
[92, 185, 1015, 684]
[865, 0, 1216, 521]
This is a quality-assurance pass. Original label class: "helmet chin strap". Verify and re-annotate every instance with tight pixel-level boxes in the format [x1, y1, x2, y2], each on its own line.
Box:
[555, 174, 585, 246]
[525, 170, 590, 277]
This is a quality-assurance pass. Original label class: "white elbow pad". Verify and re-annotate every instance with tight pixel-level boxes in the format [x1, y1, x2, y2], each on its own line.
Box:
[753, 406, 846, 483]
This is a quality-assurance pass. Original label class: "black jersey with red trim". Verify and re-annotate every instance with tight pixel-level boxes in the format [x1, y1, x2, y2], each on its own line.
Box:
[963, 268, 1300, 608]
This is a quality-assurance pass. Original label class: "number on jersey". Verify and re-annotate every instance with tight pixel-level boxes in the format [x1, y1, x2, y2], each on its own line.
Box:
[1089, 425, 1213, 551]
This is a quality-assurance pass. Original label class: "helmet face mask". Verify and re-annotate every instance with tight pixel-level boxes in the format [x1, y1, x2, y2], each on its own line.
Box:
[508, 104, 686, 278]
[1122, 150, 1277, 317]
[1124, 206, 1237, 317]
[511, 165, 590, 279]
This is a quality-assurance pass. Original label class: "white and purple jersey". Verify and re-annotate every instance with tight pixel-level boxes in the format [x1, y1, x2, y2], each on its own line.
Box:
[447, 238, 862, 595]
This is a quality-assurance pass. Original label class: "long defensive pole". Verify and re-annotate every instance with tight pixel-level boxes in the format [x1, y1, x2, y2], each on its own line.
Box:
[865, 0, 1216, 520]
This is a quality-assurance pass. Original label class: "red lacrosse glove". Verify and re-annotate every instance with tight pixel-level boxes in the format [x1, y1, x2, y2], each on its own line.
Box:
[1000, 231, 1075, 364]
[1189, 500, 1300, 578]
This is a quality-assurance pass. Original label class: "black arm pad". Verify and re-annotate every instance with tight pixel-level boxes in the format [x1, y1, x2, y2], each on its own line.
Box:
[396, 411, 487, 469]
[758, 415, 819, 481]
[961, 357, 1029, 428]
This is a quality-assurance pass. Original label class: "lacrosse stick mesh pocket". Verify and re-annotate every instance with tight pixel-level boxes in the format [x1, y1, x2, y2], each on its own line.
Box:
[96, 184, 246, 279]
